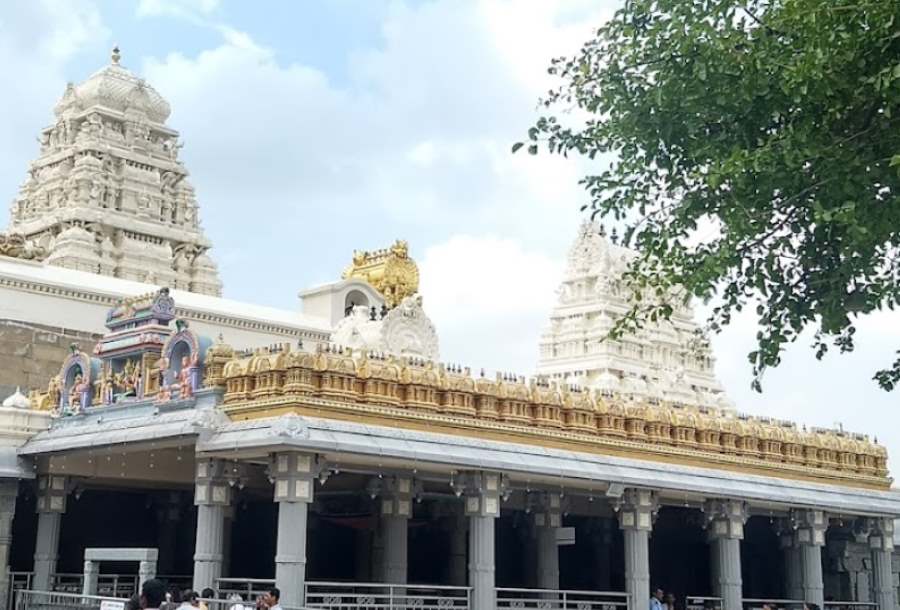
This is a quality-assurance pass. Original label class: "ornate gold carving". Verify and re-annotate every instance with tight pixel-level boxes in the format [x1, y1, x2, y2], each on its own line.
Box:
[215, 345, 892, 489]
[342, 240, 419, 307]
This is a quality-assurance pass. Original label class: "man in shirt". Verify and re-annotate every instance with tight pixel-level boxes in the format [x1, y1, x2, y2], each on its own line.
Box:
[650, 588, 665, 610]
[141, 579, 167, 610]
[263, 588, 282, 610]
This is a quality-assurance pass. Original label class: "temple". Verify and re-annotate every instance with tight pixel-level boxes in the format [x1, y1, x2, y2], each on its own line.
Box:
[6, 48, 220, 295]
[0, 51, 898, 610]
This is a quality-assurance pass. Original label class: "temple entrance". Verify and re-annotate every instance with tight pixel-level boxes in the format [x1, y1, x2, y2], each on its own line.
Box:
[741, 516, 784, 598]
[649, 506, 710, 599]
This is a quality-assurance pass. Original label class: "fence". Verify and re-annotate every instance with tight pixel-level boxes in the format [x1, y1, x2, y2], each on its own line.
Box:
[496, 587, 628, 610]
[304, 581, 471, 609]
[743, 601, 877, 610]
[15, 590, 127, 610]
[687, 596, 722, 610]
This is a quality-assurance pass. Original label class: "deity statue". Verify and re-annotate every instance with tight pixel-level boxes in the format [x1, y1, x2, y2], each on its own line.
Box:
[68, 374, 84, 414]
[156, 383, 171, 403]
[122, 359, 137, 397]
[47, 376, 61, 410]
[179, 356, 193, 399]
[135, 370, 144, 398]
[101, 371, 115, 404]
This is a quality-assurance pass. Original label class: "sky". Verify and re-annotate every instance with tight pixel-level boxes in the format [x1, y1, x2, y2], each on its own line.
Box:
[1, 0, 899, 478]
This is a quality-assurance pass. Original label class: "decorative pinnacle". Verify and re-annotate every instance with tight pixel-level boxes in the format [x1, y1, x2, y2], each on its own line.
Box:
[111, 46, 121, 65]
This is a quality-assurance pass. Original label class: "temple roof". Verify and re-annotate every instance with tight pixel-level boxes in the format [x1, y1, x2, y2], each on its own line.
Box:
[55, 47, 171, 123]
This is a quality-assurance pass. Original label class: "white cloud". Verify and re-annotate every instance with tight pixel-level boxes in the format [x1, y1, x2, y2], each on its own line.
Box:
[420, 234, 563, 373]
[136, 0, 219, 19]
[0, 2, 109, 208]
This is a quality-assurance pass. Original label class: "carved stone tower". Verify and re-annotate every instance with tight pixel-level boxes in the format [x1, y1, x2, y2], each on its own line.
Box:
[536, 221, 732, 410]
[6, 47, 222, 296]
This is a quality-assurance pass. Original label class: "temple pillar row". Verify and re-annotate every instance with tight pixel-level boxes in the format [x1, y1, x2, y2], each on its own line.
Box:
[271, 452, 315, 609]
[617, 488, 656, 609]
[705, 499, 747, 610]
[453, 471, 504, 610]
[33, 475, 67, 593]
[377, 476, 413, 584]
[868, 518, 895, 610]
[532, 492, 562, 591]
[192, 459, 231, 592]
[791, 508, 827, 608]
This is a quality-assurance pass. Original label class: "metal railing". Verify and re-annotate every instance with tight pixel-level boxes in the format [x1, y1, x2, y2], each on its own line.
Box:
[744, 599, 806, 610]
[687, 596, 722, 610]
[214, 579, 274, 602]
[824, 604, 878, 610]
[15, 589, 126, 610]
[496, 587, 628, 610]
[304, 581, 471, 609]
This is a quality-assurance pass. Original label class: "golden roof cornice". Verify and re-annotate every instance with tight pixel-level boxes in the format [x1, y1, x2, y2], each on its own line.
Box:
[218, 344, 891, 490]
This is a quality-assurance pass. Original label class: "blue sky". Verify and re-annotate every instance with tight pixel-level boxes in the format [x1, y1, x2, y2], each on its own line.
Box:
[3, 0, 900, 473]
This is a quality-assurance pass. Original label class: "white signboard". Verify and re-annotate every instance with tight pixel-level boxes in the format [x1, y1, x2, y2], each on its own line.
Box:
[556, 526, 576, 546]
[101, 600, 125, 610]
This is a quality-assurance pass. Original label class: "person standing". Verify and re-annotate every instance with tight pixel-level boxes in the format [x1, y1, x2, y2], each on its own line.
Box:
[140, 580, 167, 610]
[263, 588, 282, 610]
[651, 588, 665, 610]
[664, 592, 677, 610]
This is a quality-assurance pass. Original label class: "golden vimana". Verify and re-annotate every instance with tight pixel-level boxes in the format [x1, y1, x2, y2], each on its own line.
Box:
[180, 339, 891, 490]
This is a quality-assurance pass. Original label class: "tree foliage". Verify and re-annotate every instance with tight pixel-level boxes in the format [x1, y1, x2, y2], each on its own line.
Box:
[520, 0, 900, 390]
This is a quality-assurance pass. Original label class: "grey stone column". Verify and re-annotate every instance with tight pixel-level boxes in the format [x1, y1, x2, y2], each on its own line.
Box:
[453, 471, 504, 610]
[532, 492, 562, 591]
[0, 480, 19, 604]
[379, 476, 413, 584]
[791, 509, 827, 608]
[617, 489, 657, 610]
[193, 459, 232, 592]
[82, 561, 98, 596]
[705, 500, 747, 610]
[779, 528, 804, 601]
[34, 475, 68, 592]
[868, 518, 895, 610]
[271, 452, 315, 609]
[138, 560, 157, 586]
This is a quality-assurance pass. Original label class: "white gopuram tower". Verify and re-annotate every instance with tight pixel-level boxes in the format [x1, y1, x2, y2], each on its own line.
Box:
[537, 221, 733, 410]
[6, 47, 222, 296]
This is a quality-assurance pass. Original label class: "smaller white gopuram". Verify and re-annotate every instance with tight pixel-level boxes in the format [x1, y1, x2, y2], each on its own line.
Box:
[537, 221, 733, 411]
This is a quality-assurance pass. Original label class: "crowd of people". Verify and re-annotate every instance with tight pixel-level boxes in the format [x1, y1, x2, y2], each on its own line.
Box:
[129, 580, 282, 610]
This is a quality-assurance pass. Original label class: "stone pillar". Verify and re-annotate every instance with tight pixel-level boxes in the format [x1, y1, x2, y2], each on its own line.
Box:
[193, 459, 231, 592]
[82, 560, 98, 596]
[454, 471, 504, 610]
[791, 508, 827, 608]
[532, 493, 562, 590]
[617, 489, 657, 610]
[139, 560, 156, 586]
[705, 499, 747, 610]
[379, 476, 412, 584]
[34, 475, 68, 592]
[0, 480, 19, 604]
[779, 527, 804, 601]
[868, 518, 895, 610]
[271, 452, 315, 609]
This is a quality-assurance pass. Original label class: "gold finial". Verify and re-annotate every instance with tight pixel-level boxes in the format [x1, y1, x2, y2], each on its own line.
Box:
[111, 46, 121, 65]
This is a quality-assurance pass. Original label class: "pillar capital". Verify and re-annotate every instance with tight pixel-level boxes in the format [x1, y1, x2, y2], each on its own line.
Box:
[703, 499, 748, 541]
[615, 488, 657, 531]
[268, 451, 316, 504]
[790, 508, 827, 547]
[194, 458, 232, 506]
[866, 516, 894, 551]
[369, 475, 417, 518]
[451, 471, 507, 518]
[36, 474, 68, 514]
[528, 491, 563, 529]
